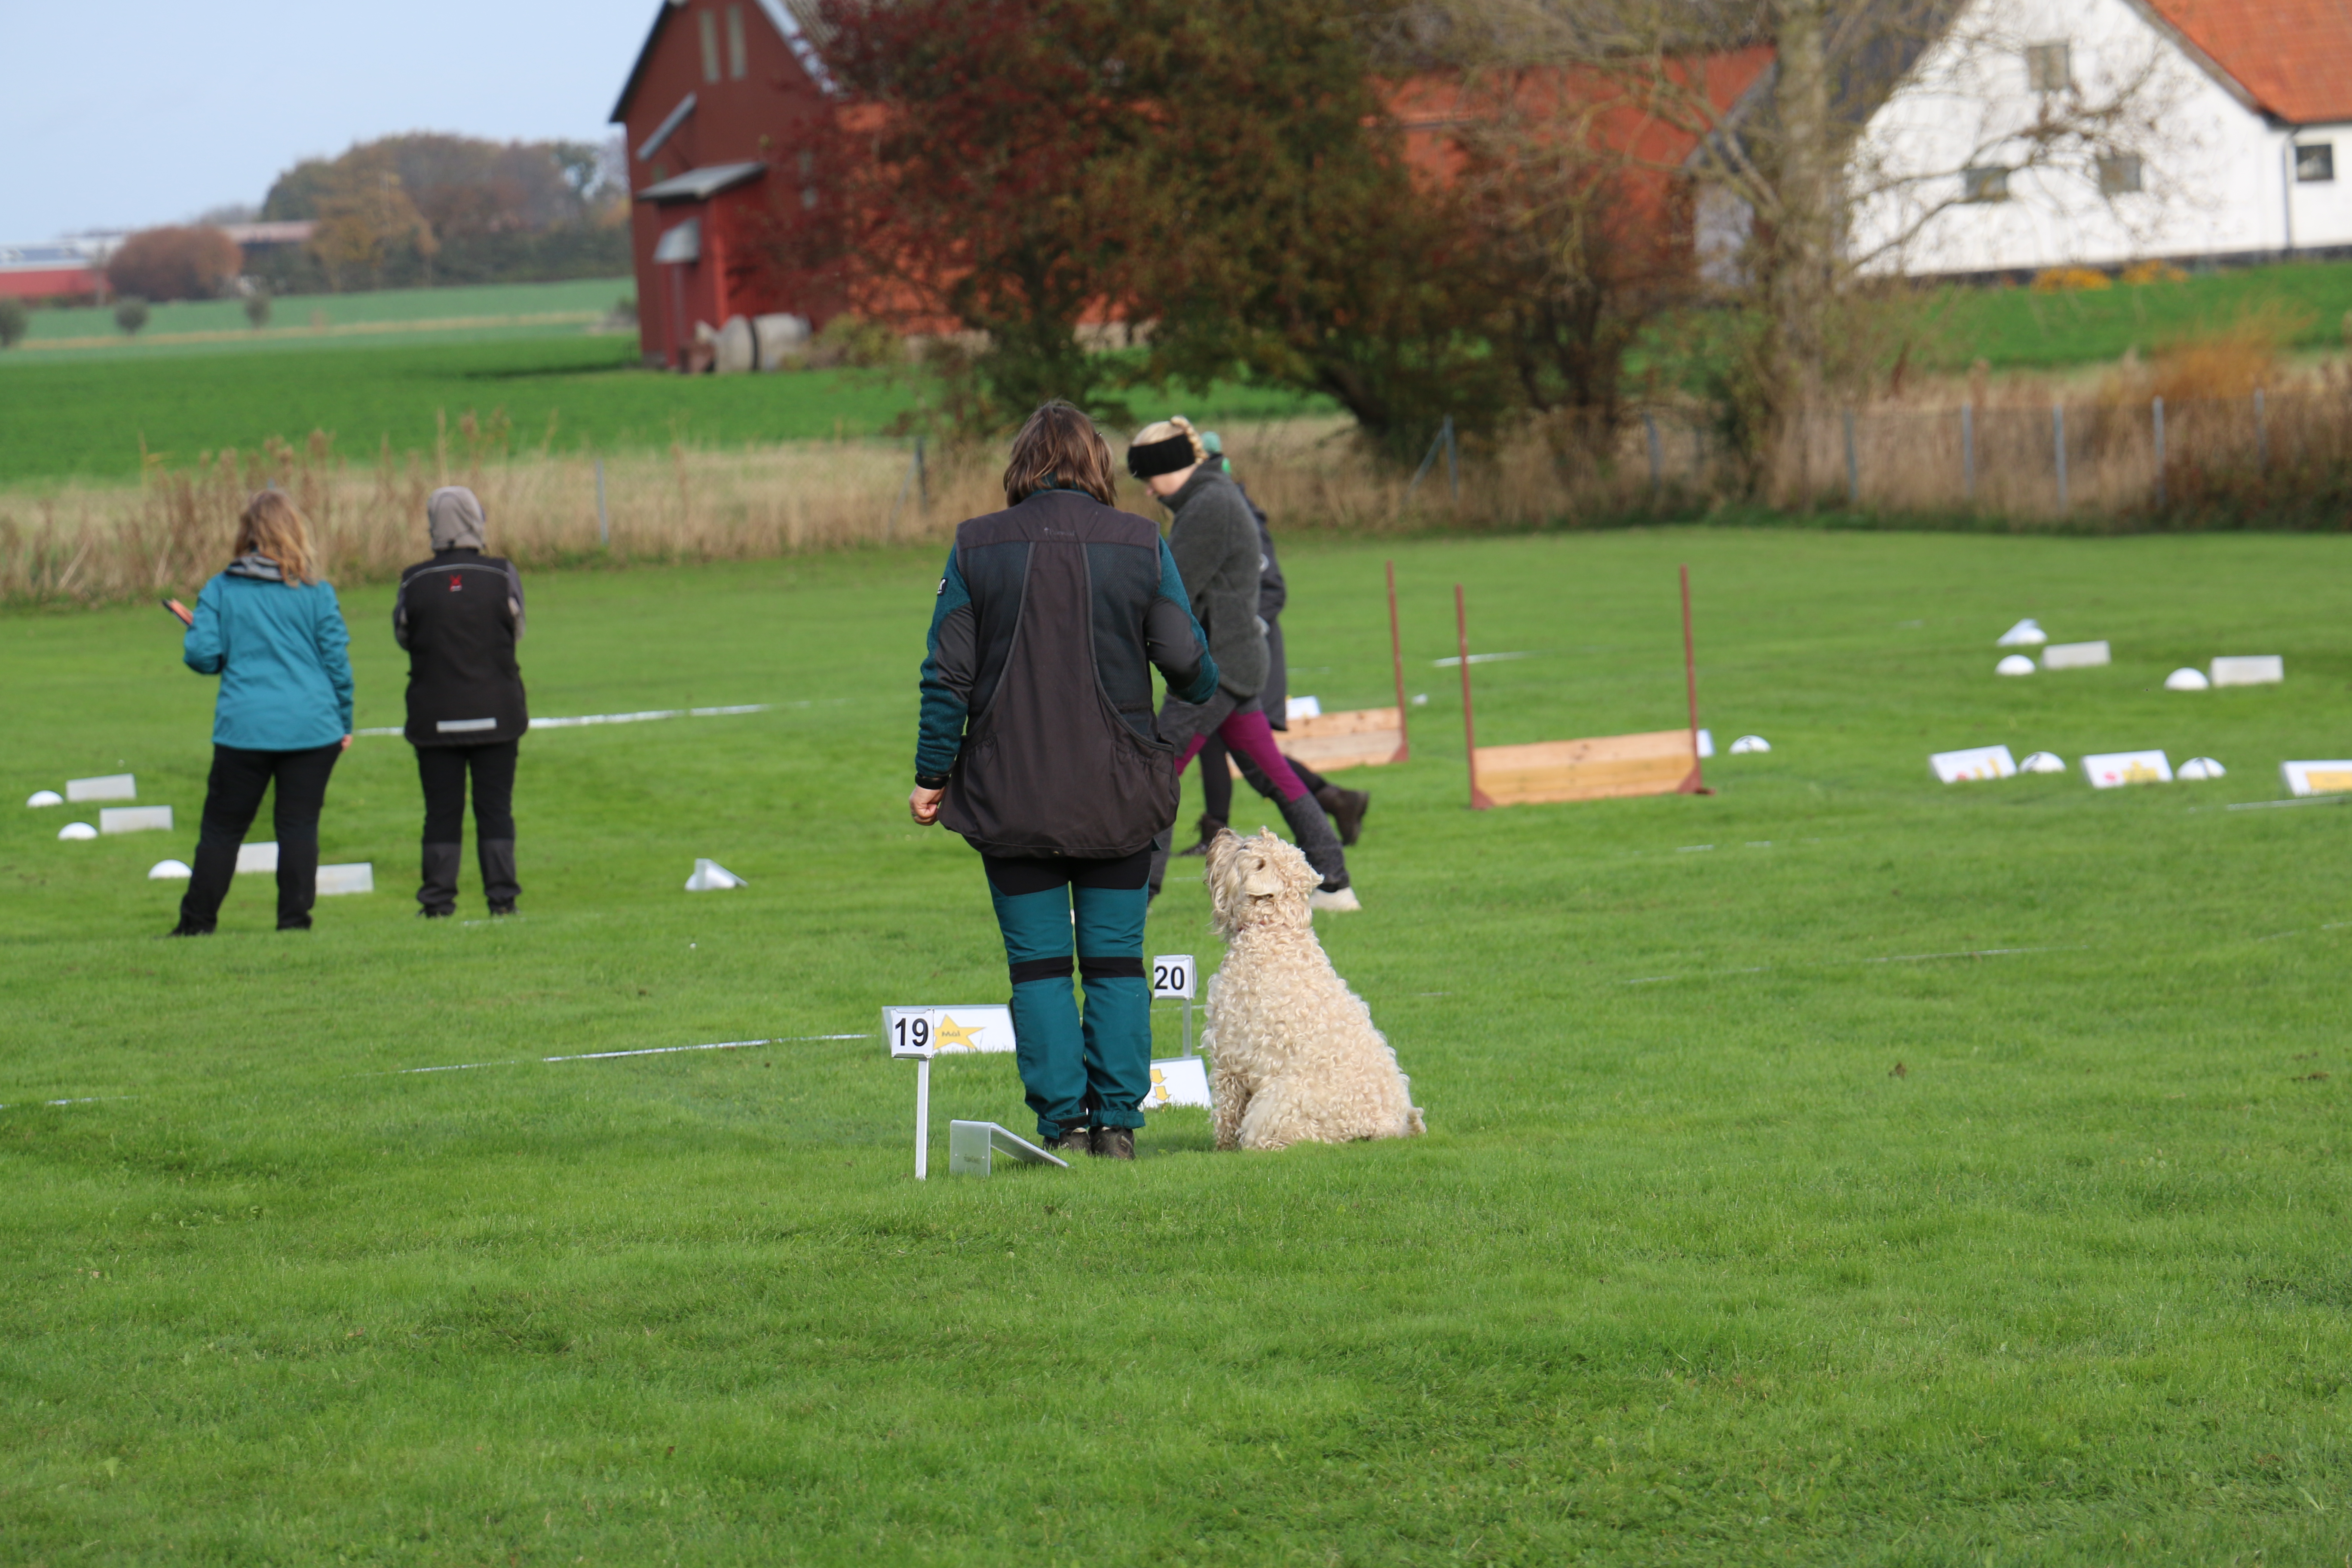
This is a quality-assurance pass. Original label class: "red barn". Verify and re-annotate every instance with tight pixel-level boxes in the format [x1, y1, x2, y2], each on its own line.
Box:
[609, 0, 840, 368]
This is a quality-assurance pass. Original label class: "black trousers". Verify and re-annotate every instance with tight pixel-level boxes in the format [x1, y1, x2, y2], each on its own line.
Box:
[179, 741, 343, 932]
[1197, 734, 1327, 823]
[416, 741, 520, 913]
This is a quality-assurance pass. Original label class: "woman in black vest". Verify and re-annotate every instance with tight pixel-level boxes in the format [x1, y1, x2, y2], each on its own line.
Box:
[909, 403, 1218, 1159]
[394, 486, 529, 917]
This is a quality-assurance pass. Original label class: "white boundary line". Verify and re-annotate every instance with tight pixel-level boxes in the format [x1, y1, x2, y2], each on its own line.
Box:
[353, 703, 780, 738]
[382, 1032, 873, 1075]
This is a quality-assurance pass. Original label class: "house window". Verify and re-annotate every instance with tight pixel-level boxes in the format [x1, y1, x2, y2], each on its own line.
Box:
[2025, 41, 2071, 93]
[726, 5, 748, 79]
[2297, 142, 2336, 183]
[699, 11, 721, 83]
[1963, 165, 2011, 203]
[2098, 154, 2144, 195]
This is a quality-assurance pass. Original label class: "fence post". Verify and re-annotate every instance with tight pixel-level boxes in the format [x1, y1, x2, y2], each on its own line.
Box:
[2254, 387, 2268, 475]
[1644, 413, 1662, 496]
[915, 435, 928, 512]
[1843, 409, 1859, 508]
[1443, 415, 1458, 501]
[1403, 421, 1449, 503]
[2053, 403, 2068, 513]
[1961, 404, 1975, 504]
[594, 457, 608, 548]
[2152, 395, 2166, 508]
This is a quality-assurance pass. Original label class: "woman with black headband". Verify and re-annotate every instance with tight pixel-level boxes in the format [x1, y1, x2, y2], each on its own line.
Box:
[1127, 416, 1357, 911]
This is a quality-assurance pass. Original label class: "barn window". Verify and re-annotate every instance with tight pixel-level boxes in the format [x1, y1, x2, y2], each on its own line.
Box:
[1962, 165, 2011, 203]
[2024, 41, 2070, 93]
[2097, 154, 2144, 196]
[699, 11, 721, 83]
[726, 6, 748, 78]
[2297, 142, 2336, 183]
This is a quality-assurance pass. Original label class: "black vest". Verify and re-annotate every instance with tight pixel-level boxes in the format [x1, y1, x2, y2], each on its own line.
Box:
[398, 551, 529, 746]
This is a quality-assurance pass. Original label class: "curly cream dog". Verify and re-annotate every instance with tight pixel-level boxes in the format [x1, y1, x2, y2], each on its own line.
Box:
[1201, 830, 1424, 1151]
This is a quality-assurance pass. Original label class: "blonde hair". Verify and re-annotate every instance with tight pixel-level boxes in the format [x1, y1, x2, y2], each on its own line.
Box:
[233, 490, 318, 585]
[1131, 414, 1207, 466]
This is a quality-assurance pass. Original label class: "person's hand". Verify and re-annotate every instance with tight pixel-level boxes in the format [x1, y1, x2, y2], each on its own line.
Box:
[340, 734, 354, 751]
[909, 785, 945, 825]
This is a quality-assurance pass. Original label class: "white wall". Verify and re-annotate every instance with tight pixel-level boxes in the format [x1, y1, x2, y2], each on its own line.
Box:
[1848, 0, 2352, 274]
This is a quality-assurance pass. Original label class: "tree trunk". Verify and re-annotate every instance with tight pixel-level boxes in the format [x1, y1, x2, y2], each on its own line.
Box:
[1769, 0, 1834, 489]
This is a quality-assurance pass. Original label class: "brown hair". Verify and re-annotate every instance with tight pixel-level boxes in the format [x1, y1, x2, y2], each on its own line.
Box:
[234, 490, 319, 585]
[1003, 401, 1118, 506]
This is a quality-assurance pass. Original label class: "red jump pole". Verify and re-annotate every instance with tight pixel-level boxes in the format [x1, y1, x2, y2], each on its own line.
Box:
[1678, 562, 1711, 796]
[1457, 583, 1494, 809]
[1386, 559, 1410, 762]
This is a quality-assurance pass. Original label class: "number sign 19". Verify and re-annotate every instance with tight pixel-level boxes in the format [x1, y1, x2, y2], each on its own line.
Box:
[882, 1004, 1017, 1060]
[1150, 955, 1195, 1001]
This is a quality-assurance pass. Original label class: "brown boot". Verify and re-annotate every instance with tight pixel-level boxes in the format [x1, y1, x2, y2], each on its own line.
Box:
[1315, 785, 1370, 846]
[1044, 1125, 1093, 1158]
[1090, 1126, 1135, 1161]
[1176, 814, 1226, 858]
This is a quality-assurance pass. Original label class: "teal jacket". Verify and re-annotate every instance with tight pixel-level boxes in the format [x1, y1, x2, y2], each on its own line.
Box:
[182, 559, 355, 750]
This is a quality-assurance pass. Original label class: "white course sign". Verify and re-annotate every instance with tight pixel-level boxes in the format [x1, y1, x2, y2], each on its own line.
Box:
[1930, 744, 2017, 784]
[2282, 761, 2352, 797]
[947, 1120, 1069, 1176]
[2211, 655, 2284, 687]
[66, 774, 136, 803]
[885, 1004, 1020, 1182]
[99, 806, 172, 834]
[1140, 1056, 1212, 1110]
[2041, 641, 2111, 671]
[2082, 750, 2172, 788]
[1151, 955, 1195, 1000]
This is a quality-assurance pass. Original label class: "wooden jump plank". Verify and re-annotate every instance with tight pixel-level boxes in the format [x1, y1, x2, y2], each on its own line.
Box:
[1473, 729, 1700, 805]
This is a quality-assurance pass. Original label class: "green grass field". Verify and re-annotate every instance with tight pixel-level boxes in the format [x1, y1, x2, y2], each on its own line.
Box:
[6, 529, 2352, 1563]
[1923, 257, 2352, 372]
[8, 278, 639, 355]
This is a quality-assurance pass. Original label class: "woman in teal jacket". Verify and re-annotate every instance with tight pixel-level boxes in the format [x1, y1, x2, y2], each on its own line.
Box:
[165, 491, 355, 935]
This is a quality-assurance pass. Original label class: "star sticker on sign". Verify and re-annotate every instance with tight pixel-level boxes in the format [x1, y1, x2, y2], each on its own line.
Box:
[932, 1014, 986, 1051]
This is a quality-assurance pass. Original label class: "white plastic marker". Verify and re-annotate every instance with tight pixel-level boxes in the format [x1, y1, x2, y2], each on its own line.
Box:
[1285, 695, 1322, 721]
[2019, 751, 2066, 774]
[1729, 734, 1772, 754]
[2082, 750, 2172, 788]
[1930, 744, 2017, 784]
[1152, 953, 1197, 1057]
[58, 822, 97, 841]
[684, 858, 745, 891]
[2211, 655, 2283, 687]
[1996, 619, 2048, 646]
[26, 790, 62, 808]
[148, 859, 192, 880]
[2164, 668, 2211, 691]
[317, 863, 374, 896]
[66, 774, 135, 803]
[100, 805, 172, 834]
[947, 1120, 1069, 1176]
[1140, 1056, 1212, 1111]
[1696, 728, 1715, 759]
[1996, 654, 2037, 677]
[2282, 761, 2352, 797]
[236, 842, 278, 874]
[2177, 757, 2227, 781]
[2041, 641, 2111, 670]
[882, 1004, 1017, 1181]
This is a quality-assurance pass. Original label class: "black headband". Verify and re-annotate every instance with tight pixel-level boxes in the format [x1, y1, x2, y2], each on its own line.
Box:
[1126, 433, 1197, 479]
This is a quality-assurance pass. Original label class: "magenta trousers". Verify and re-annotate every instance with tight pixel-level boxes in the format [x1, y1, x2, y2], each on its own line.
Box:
[1173, 707, 1310, 804]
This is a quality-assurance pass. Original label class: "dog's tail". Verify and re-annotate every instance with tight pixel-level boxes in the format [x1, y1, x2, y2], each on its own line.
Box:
[1406, 1106, 1427, 1136]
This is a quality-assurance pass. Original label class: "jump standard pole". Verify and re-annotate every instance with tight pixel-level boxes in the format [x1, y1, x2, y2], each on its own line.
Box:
[1457, 583, 1493, 810]
[1679, 563, 1711, 796]
[1387, 559, 1411, 761]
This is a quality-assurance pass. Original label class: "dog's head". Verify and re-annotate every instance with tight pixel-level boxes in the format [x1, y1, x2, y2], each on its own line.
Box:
[1204, 827, 1319, 936]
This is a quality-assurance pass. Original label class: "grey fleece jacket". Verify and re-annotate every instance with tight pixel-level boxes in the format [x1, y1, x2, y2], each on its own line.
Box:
[1163, 466, 1268, 700]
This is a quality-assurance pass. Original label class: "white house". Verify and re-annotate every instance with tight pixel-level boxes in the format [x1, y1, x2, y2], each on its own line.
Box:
[1848, 0, 2352, 275]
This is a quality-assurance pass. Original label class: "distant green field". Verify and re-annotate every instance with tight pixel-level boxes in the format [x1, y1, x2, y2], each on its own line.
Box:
[1923, 258, 2352, 372]
[10, 277, 638, 356]
[0, 334, 1335, 488]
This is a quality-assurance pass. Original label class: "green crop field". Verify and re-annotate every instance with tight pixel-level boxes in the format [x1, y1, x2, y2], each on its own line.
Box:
[1922, 257, 2352, 373]
[9, 277, 640, 355]
[6, 527, 2351, 1562]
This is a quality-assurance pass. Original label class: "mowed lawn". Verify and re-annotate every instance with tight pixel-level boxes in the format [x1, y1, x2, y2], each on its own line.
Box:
[3, 529, 2350, 1564]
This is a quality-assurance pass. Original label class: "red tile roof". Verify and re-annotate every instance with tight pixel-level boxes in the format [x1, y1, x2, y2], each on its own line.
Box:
[2142, 0, 2352, 124]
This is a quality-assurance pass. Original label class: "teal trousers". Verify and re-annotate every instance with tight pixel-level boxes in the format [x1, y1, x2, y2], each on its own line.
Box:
[983, 850, 1153, 1139]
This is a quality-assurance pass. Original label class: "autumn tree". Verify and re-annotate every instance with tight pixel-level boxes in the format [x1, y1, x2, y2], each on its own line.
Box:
[105, 225, 243, 302]
[309, 160, 438, 291]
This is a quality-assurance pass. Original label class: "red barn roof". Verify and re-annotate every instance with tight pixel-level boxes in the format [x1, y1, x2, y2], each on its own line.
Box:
[2138, 0, 2352, 124]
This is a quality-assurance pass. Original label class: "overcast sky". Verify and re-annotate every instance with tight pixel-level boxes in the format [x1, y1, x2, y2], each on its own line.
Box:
[3, 0, 660, 239]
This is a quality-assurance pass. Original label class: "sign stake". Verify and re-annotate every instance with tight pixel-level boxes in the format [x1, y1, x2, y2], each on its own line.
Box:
[1457, 583, 1494, 809]
[1386, 559, 1411, 762]
[1680, 564, 1710, 796]
[914, 1055, 930, 1181]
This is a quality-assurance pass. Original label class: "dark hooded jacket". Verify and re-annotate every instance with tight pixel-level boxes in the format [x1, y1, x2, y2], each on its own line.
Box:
[1163, 466, 1269, 701]
[393, 549, 529, 746]
[915, 490, 1217, 858]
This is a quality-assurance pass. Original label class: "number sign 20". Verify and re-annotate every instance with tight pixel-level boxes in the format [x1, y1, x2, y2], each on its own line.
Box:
[1150, 955, 1195, 1001]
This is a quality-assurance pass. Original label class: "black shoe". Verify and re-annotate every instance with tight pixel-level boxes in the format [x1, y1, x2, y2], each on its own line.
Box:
[1176, 814, 1226, 858]
[1090, 1126, 1135, 1161]
[164, 920, 213, 938]
[276, 918, 312, 932]
[1044, 1127, 1093, 1158]
[418, 906, 454, 920]
[488, 902, 516, 918]
[1315, 785, 1370, 846]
